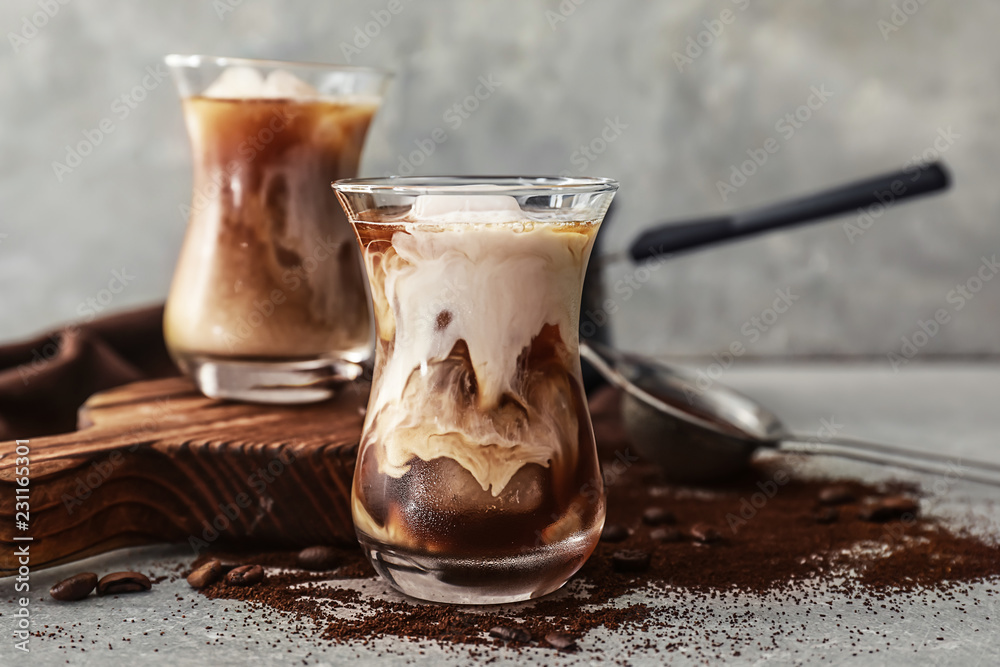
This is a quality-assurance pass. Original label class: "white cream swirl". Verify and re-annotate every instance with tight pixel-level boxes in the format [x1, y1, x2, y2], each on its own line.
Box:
[360, 196, 598, 496]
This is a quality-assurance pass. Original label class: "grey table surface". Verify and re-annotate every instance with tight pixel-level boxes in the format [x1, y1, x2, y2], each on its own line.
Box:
[3, 362, 1000, 666]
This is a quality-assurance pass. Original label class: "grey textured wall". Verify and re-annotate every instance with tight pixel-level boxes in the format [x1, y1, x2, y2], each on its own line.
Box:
[2, 0, 998, 360]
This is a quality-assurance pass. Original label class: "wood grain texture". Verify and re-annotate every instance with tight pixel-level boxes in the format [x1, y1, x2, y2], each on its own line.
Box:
[0, 377, 367, 574]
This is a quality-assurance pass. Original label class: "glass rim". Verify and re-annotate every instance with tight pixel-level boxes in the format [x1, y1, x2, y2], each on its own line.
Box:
[332, 175, 619, 196]
[164, 53, 394, 78]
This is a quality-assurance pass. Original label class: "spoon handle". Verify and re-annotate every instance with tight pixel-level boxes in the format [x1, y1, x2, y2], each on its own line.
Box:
[781, 434, 1000, 488]
[629, 161, 950, 261]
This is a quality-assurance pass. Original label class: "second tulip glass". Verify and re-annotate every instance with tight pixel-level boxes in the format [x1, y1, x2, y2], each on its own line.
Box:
[333, 176, 618, 604]
[163, 55, 391, 403]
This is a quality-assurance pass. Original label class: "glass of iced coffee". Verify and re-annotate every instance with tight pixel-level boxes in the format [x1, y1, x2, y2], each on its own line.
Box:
[163, 55, 391, 402]
[333, 176, 618, 604]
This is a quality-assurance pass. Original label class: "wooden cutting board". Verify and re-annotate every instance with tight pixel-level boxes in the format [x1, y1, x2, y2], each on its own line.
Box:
[0, 377, 367, 574]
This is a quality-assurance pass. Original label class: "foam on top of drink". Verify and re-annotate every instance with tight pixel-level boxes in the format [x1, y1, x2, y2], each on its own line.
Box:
[202, 67, 316, 98]
[201, 67, 376, 103]
[359, 196, 598, 496]
[409, 193, 523, 224]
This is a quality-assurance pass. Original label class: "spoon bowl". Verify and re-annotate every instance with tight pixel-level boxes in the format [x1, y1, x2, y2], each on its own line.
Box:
[583, 341, 775, 481]
[620, 366, 765, 483]
[581, 341, 1000, 487]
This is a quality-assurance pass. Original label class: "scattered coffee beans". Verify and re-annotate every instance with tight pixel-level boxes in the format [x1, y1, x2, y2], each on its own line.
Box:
[489, 625, 531, 643]
[189, 453, 1000, 658]
[612, 549, 651, 573]
[650, 527, 682, 542]
[49, 572, 98, 601]
[642, 507, 676, 526]
[859, 496, 919, 522]
[689, 523, 722, 543]
[545, 631, 578, 651]
[187, 560, 224, 589]
[818, 484, 857, 505]
[601, 524, 629, 542]
[226, 564, 264, 586]
[97, 572, 151, 596]
[215, 560, 241, 573]
[297, 546, 340, 571]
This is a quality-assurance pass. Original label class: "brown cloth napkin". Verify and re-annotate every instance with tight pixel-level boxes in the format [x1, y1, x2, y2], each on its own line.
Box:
[0, 305, 623, 444]
[0, 305, 179, 440]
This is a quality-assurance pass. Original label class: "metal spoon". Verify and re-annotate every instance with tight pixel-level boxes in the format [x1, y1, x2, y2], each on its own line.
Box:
[595, 161, 950, 268]
[579, 162, 951, 392]
[580, 341, 1000, 487]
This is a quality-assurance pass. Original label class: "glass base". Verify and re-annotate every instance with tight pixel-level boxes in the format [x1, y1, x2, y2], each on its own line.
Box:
[177, 354, 366, 404]
[357, 529, 599, 605]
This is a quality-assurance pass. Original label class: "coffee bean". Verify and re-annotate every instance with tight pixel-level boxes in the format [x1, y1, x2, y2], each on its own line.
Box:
[859, 496, 919, 522]
[489, 625, 531, 643]
[544, 631, 578, 651]
[297, 546, 340, 571]
[49, 572, 98, 601]
[97, 572, 151, 597]
[641, 507, 676, 526]
[689, 523, 722, 543]
[818, 485, 857, 506]
[215, 560, 241, 573]
[187, 560, 224, 589]
[813, 507, 839, 524]
[650, 527, 682, 542]
[600, 524, 629, 543]
[226, 564, 264, 586]
[612, 549, 651, 573]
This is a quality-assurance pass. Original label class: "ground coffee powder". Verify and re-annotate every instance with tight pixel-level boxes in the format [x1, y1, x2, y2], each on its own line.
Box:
[191, 390, 1000, 656]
